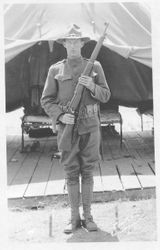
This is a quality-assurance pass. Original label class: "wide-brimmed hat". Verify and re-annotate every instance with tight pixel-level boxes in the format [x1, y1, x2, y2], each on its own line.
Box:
[56, 24, 90, 44]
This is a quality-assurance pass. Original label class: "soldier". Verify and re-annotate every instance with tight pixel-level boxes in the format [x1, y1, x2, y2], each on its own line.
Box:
[41, 24, 111, 234]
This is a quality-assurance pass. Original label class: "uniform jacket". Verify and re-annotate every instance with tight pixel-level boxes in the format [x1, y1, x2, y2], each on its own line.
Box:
[41, 57, 111, 134]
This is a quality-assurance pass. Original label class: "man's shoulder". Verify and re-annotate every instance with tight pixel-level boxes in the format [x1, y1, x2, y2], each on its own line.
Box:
[50, 59, 66, 70]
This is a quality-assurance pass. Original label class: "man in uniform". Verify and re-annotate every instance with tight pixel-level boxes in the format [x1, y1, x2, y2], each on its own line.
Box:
[41, 24, 111, 233]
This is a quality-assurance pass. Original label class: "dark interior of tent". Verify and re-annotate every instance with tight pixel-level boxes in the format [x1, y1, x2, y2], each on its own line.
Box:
[5, 40, 153, 116]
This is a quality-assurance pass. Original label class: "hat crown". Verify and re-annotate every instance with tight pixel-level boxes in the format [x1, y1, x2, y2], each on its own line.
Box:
[56, 24, 90, 44]
[65, 24, 82, 38]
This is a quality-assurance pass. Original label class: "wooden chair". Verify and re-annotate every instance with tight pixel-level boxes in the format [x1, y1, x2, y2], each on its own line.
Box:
[21, 115, 53, 152]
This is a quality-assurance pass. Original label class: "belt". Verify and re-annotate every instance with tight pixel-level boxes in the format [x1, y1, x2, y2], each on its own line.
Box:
[78, 104, 98, 119]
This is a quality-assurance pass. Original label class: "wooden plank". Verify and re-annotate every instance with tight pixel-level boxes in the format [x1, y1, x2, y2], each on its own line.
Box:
[95, 175, 123, 191]
[95, 136, 124, 191]
[136, 148, 155, 169]
[7, 149, 28, 185]
[137, 133, 154, 156]
[98, 160, 124, 191]
[44, 179, 65, 195]
[106, 136, 142, 190]
[49, 158, 65, 181]
[115, 159, 142, 190]
[137, 146, 154, 159]
[45, 158, 65, 195]
[9, 139, 47, 198]
[133, 173, 155, 188]
[26, 142, 53, 180]
[116, 136, 154, 190]
[14, 140, 47, 179]
[94, 174, 123, 192]
[7, 178, 30, 199]
[128, 133, 154, 161]
[125, 134, 156, 188]
[123, 138, 154, 173]
[8, 164, 23, 185]
[131, 163, 156, 188]
[113, 130, 152, 191]
[147, 160, 155, 174]
[7, 135, 21, 163]
[7, 130, 155, 198]
[23, 181, 48, 197]
[24, 140, 54, 197]
[123, 138, 155, 189]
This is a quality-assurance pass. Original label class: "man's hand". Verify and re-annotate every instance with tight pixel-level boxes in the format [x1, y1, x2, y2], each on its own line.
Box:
[58, 113, 75, 124]
[78, 75, 95, 94]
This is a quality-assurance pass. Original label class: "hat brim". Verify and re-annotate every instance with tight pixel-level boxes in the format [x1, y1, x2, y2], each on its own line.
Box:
[56, 37, 90, 44]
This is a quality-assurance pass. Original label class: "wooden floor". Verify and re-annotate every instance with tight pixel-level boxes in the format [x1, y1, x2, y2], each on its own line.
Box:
[6, 128, 155, 199]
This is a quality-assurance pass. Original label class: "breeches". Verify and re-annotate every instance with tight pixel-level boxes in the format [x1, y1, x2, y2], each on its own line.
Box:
[58, 130, 101, 185]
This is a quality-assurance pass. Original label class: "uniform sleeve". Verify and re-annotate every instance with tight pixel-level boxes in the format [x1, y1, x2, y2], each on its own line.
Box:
[40, 66, 63, 128]
[91, 61, 111, 103]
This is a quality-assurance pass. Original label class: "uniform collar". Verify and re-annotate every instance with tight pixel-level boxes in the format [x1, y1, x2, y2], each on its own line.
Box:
[66, 56, 83, 68]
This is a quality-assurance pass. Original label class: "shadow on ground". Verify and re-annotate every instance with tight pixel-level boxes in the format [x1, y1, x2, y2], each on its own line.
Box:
[67, 227, 119, 242]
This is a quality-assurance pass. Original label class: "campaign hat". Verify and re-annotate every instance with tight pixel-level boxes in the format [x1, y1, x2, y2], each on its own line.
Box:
[56, 24, 90, 44]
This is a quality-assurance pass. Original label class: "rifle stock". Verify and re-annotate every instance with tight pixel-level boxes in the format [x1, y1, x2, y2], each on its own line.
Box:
[58, 23, 109, 151]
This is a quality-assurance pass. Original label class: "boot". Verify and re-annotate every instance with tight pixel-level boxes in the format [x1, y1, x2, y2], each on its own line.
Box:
[64, 183, 81, 234]
[81, 179, 98, 232]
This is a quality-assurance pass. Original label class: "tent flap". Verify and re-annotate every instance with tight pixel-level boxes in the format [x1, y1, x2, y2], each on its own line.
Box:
[4, 3, 153, 113]
[4, 2, 151, 67]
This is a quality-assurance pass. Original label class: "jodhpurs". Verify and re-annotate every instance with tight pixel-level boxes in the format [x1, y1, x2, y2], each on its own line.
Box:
[57, 128, 101, 186]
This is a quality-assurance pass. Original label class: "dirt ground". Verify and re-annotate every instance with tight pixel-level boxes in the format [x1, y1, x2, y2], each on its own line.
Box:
[8, 197, 157, 243]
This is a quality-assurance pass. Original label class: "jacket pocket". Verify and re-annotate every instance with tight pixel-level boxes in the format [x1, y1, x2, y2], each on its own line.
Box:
[54, 74, 74, 100]
[54, 74, 72, 82]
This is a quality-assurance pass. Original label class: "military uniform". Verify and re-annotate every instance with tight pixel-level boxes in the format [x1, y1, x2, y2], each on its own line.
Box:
[41, 56, 110, 168]
[41, 56, 110, 232]
[41, 23, 110, 233]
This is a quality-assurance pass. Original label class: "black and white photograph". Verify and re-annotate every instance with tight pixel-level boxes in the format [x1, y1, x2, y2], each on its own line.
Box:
[1, 0, 160, 249]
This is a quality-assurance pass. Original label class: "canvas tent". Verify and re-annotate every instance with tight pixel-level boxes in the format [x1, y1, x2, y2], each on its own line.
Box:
[4, 2, 153, 114]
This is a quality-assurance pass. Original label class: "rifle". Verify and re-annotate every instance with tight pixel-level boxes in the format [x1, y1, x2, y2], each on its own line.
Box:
[58, 22, 109, 151]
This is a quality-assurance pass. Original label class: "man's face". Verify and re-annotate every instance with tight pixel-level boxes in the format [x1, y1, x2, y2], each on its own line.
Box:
[63, 39, 84, 58]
